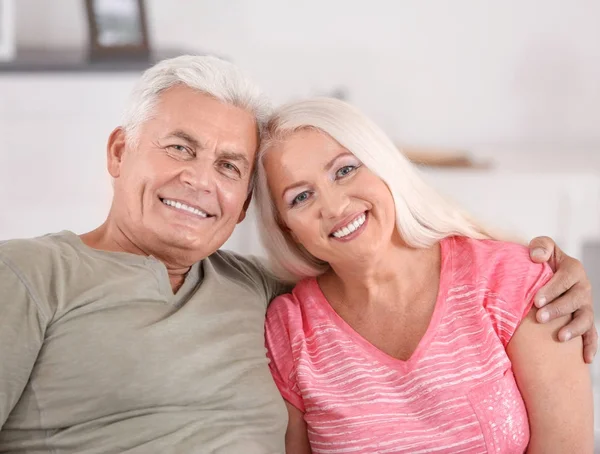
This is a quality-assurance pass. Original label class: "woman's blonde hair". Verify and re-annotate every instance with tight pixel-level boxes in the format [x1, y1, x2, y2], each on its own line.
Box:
[255, 97, 502, 282]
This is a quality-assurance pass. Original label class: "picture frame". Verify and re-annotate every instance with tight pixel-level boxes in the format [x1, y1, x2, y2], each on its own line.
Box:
[85, 0, 150, 61]
[0, 0, 16, 62]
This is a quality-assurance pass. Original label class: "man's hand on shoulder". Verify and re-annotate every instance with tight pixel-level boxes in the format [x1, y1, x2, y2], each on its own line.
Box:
[527, 236, 597, 364]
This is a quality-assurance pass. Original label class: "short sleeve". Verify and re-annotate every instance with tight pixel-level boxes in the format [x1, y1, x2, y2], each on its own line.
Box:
[478, 242, 554, 347]
[0, 256, 49, 427]
[264, 294, 305, 412]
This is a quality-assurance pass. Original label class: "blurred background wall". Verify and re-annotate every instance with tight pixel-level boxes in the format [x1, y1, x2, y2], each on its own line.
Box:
[11, 0, 600, 151]
[2, 0, 598, 269]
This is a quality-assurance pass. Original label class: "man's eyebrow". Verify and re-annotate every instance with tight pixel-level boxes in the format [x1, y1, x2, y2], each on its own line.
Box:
[163, 130, 251, 171]
[163, 129, 202, 148]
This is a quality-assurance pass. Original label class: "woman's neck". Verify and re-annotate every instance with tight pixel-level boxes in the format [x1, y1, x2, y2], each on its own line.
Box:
[320, 240, 441, 312]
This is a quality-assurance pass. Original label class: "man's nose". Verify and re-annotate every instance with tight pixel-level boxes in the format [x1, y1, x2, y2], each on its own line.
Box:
[179, 161, 215, 193]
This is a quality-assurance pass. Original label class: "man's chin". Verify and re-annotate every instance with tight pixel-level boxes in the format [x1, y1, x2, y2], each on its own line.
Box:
[151, 228, 225, 258]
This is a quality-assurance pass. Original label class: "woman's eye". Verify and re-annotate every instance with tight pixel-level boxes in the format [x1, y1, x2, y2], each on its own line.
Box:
[291, 191, 310, 206]
[336, 165, 356, 178]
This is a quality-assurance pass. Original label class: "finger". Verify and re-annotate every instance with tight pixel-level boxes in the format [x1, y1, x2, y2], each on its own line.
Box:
[556, 306, 594, 342]
[583, 324, 599, 364]
[528, 236, 554, 263]
[533, 264, 579, 308]
[536, 290, 581, 323]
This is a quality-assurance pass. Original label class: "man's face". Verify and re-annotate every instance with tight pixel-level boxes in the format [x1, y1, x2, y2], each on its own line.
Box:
[108, 85, 258, 262]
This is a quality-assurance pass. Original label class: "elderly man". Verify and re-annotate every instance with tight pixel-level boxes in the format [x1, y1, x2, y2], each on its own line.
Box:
[0, 56, 596, 453]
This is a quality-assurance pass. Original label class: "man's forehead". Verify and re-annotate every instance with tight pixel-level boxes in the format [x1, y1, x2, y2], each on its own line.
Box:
[150, 94, 256, 137]
[156, 86, 253, 123]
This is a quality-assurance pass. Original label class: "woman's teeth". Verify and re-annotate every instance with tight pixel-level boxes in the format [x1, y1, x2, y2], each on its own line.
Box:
[332, 213, 366, 238]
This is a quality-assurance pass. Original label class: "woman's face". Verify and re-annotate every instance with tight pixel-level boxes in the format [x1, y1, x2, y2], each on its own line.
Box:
[264, 128, 398, 267]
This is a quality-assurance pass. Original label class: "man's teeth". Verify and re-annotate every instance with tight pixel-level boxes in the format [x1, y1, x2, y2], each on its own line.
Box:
[332, 213, 366, 238]
[162, 199, 208, 218]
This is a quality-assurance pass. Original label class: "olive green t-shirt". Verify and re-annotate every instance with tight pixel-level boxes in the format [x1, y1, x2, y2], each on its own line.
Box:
[0, 231, 289, 453]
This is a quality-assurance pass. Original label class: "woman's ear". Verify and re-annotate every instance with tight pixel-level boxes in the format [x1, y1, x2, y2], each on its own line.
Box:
[288, 228, 300, 244]
[276, 216, 298, 243]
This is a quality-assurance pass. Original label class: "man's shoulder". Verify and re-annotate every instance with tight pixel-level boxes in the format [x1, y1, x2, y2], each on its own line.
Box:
[207, 250, 293, 302]
[210, 249, 267, 272]
[0, 231, 77, 272]
[208, 249, 275, 284]
[0, 231, 83, 318]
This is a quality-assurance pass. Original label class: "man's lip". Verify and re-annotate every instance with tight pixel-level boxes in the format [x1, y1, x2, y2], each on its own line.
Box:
[159, 197, 214, 217]
[329, 211, 367, 236]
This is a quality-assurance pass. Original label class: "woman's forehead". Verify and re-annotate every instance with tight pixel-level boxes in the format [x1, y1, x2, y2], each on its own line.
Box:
[269, 129, 349, 163]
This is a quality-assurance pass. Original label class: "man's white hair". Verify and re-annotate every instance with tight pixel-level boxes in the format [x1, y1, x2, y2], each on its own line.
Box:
[121, 54, 272, 146]
[255, 97, 505, 282]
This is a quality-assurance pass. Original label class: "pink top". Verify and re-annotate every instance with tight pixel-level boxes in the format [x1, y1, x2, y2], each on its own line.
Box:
[265, 237, 552, 453]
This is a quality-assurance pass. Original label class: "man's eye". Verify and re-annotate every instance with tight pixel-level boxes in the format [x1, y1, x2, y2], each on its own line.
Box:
[291, 191, 310, 206]
[167, 145, 193, 157]
[221, 162, 241, 175]
[336, 165, 356, 178]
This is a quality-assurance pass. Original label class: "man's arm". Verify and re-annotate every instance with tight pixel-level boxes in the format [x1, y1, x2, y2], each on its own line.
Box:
[527, 236, 597, 363]
[0, 259, 47, 428]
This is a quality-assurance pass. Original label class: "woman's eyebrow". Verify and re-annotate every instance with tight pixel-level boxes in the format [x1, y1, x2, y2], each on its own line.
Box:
[324, 152, 353, 171]
[281, 181, 310, 199]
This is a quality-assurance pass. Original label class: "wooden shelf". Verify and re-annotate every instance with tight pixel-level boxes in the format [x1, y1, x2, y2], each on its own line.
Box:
[0, 48, 208, 74]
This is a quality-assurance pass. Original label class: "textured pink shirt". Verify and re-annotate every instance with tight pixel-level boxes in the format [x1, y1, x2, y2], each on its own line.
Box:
[265, 237, 552, 453]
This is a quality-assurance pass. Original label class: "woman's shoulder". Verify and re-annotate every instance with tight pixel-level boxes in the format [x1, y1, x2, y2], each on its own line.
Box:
[450, 236, 530, 262]
[447, 236, 553, 344]
[448, 236, 549, 283]
[266, 277, 321, 322]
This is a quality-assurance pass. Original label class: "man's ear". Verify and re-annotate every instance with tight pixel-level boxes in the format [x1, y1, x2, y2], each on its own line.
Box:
[237, 190, 254, 224]
[107, 127, 128, 179]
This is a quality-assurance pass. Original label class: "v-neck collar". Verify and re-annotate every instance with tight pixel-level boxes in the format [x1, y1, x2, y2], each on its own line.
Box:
[308, 237, 454, 373]
[57, 230, 204, 305]
[152, 258, 204, 305]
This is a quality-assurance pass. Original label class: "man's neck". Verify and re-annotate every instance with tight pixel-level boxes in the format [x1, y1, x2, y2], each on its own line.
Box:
[80, 221, 147, 256]
[80, 221, 192, 293]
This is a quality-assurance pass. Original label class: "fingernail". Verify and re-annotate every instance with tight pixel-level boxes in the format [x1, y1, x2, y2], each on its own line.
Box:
[562, 331, 572, 342]
[539, 310, 550, 323]
[531, 248, 546, 259]
[536, 296, 547, 307]
[588, 353, 596, 364]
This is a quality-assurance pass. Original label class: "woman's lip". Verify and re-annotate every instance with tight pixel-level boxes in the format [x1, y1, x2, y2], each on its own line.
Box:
[329, 211, 367, 236]
[330, 212, 368, 241]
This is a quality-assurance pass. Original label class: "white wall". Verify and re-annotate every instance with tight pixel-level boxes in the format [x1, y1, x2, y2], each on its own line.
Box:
[3, 0, 600, 245]
[13, 0, 600, 153]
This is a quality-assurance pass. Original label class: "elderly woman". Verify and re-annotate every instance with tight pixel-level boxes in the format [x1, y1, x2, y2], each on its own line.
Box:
[256, 98, 593, 453]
